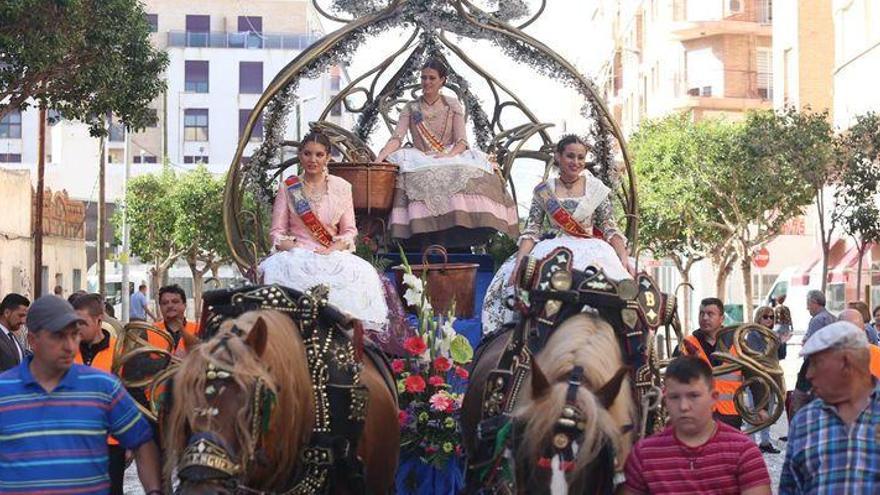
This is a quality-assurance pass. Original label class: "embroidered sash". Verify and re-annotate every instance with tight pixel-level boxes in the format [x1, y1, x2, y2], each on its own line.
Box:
[412, 107, 446, 154]
[284, 176, 333, 247]
[533, 182, 603, 239]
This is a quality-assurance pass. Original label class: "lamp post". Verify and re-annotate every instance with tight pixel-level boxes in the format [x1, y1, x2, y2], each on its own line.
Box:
[295, 95, 318, 140]
[120, 131, 132, 323]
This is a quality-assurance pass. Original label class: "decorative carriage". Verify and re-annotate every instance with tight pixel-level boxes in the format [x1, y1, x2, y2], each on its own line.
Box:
[112, 1, 786, 493]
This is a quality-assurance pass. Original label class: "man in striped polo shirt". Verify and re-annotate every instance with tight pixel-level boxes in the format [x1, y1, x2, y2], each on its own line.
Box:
[0, 295, 162, 495]
[622, 356, 771, 495]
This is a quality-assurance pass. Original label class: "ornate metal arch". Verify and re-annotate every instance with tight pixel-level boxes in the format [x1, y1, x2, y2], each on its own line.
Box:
[224, 0, 638, 273]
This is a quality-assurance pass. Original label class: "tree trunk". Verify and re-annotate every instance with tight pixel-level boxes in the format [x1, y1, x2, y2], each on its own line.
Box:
[856, 241, 866, 301]
[673, 256, 695, 331]
[33, 106, 46, 297]
[187, 255, 204, 319]
[97, 134, 106, 300]
[816, 189, 831, 293]
[714, 253, 736, 301]
[741, 255, 754, 323]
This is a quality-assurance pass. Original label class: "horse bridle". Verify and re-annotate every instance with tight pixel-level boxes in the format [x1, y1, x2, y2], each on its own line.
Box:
[177, 333, 276, 494]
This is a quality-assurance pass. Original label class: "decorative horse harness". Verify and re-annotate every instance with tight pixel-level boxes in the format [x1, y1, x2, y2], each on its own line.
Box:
[174, 284, 393, 494]
[470, 247, 679, 490]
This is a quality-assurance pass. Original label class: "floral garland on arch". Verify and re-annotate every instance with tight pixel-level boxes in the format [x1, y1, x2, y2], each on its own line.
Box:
[394, 252, 474, 469]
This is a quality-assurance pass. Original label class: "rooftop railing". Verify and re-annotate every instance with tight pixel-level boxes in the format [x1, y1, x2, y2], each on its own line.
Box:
[167, 31, 322, 50]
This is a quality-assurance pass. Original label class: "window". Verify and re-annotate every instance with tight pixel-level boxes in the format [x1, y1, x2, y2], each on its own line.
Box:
[133, 154, 158, 164]
[184, 109, 209, 141]
[0, 153, 21, 163]
[727, 0, 743, 14]
[146, 13, 158, 32]
[239, 109, 264, 141]
[0, 110, 22, 138]
[239, 62, 263, 94]
[185, 15, 210, 47]
[72, 269, 82, 291]
[185, 61, 209, 93]
[330, 100, 342, 117]
[183, 155, 209, 164]
[237, 16, 263, 49]
[686, 47, 723, 97]
[146, 108, 159, 127]
[757, 48, 772, 100]
[108, 121, 125, 142]
[331, 74, 341, 91]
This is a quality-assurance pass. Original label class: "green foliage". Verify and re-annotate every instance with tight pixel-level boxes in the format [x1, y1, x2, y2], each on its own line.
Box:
[115, 169, 180, 266]
[485, 232, 518, 270]
[629, 113, 722, 264]
[172, 166, 231, 264]
[0, 0, 168, 134]
[835, 112, 880, 246]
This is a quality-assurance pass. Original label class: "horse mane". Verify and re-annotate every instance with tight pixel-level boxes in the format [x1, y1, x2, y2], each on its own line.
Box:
[163, 309, 314, 489]
[514, 313, 636, 479]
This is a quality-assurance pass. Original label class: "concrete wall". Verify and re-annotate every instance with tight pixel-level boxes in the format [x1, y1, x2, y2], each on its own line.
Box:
[833, 0, 880, 128]
[0, 169, 34, 297]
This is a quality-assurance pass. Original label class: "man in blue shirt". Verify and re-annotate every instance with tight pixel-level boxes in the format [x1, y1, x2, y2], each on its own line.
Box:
[0, 295, 161, 494]
[130, 282, 156, 322]
[781, 321, 880, 494]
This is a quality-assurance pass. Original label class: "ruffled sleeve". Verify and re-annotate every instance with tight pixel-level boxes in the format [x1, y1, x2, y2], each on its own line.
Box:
[593, 197, 625, 244]
[519, 192, 545, 244]
[331, 177, 358, 251]
[391, 102, 412, 142]
[448, 96, 469, 149]
[269, 180, 290, 247]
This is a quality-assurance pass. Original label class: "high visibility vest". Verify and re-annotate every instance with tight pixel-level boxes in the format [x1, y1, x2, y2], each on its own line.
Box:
[75, 335, 119, 446]
[681, 334, 743, 416]
[870, 345, 880, 379]
[148, 320, 198, 355]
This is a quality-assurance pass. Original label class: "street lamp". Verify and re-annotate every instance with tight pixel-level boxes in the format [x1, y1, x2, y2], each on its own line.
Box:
[295, 95, 319, 141]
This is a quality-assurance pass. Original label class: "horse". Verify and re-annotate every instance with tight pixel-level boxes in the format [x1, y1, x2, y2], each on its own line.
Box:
[162, 308, 399, 494]
[462, 313, 636, 494]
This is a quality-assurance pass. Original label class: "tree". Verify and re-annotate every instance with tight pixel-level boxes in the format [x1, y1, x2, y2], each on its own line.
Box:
[0, 0, 168, 133]
[172, 166, 231, 317]
[117, 169, 185, 304]
[834, 112, 880, 300]
[630, 114, 725, 329]
[697, 112, 817, 319]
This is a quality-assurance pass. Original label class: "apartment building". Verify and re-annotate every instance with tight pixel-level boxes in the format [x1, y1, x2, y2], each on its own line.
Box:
[833, 0, 880, 129]
[773, 0, 834, 112]
[595, 0, 773, 136]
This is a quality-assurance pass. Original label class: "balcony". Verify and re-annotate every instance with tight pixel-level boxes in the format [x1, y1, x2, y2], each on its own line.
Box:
[168, 31, 321, 50]
[670, 0, 772, 41]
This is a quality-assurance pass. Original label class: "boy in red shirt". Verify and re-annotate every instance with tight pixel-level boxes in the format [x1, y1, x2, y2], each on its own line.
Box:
[622, 356, 771, 495]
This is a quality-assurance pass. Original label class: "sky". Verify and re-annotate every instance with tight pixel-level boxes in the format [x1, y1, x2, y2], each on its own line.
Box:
[316, 0, 610, 210]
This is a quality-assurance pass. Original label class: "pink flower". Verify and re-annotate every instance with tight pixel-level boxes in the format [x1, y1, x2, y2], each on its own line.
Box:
[403, 336, 427, 356]
[398, 409, 410, 426]
[392, 359, 405, 374]
[455, 366, 469, 379]
[429, 392, 455, 412]
[404, 375, 426, 393]
[428, 375, 445, 387]
[433, 356, 451, 373]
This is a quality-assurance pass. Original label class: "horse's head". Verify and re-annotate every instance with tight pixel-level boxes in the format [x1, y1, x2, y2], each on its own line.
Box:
[165, 310, 313, 494]
[514, 313, 636, 495]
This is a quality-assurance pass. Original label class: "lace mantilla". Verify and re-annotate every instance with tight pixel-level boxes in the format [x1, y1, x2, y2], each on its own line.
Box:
[401, 165, 487, 215]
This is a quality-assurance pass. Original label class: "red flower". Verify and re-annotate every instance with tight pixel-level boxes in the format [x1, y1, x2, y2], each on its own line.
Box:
[392, 359, 405, 374]
[403, 336, 427, 356]
[398, 410, 410, 426]
[428, 375, 445, 387]
[433, 356, 451, 373]
[455, 366, 469, 379]
[404, 374, 426, 393]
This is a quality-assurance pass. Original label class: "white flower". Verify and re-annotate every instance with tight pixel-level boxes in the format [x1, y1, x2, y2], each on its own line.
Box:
[402, 273, 424, 293]
[403, 288, 422, 308]
[437, 318, 457, 356]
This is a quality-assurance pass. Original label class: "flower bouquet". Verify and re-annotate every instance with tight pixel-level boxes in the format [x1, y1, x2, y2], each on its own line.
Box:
[394, 252, 474, 472]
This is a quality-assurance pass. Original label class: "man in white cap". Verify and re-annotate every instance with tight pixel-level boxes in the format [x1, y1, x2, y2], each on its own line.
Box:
[780, 321, 880, 494]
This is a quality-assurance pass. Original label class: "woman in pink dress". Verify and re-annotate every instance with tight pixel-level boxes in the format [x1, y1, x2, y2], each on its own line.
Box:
[259, 132, 388, 331]
[375, 58, 519, 248]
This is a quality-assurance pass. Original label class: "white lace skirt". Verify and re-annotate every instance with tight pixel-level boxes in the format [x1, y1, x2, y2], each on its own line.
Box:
[481, 237, 632, 335]
[388, 147, 494, 173]
[258, 249, 389, 332]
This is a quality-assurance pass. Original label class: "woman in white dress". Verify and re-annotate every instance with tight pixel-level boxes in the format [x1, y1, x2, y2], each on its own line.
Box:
[482, 135, 635, 335]
[375, 58, 519, 248]
[259, 132, 389, 332]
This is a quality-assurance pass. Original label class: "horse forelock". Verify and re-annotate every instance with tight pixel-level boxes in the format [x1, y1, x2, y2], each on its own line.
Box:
[165, 309, 314, 490]
[514, 313, 636, 486]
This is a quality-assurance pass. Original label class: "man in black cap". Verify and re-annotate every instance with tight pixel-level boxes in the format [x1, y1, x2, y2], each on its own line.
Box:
[0, 296, 162, 494]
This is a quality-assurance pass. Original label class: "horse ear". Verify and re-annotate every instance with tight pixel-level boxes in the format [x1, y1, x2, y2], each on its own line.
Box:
[596, 367, 630, 409]
[530, 359, 551, 400]
[245, 317, 269, 357]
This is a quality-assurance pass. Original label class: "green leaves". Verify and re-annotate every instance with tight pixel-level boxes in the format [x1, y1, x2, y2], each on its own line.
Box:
[0, 0, 168, 134]
[835, 112, 880, 246]
[449, 335, 473, 364]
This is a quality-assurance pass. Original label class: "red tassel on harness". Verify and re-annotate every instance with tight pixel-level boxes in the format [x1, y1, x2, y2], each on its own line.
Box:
[537, 457, 553, 470]
[560, 460, 575, 472]
[353, 320, 364, 362]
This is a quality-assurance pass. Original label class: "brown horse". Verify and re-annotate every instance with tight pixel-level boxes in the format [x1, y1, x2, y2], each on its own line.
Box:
[462, 313, 636, 494]
[163, 309, 399, 494]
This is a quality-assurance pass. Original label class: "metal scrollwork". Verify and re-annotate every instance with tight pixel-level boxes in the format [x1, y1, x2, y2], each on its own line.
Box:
[711, 324, 786, 435]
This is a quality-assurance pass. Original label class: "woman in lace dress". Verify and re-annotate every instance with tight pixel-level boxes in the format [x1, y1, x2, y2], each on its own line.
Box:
[259, 132, 389, 332]
[481, 135, 634, 335]
[375, 58, 519, 248]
